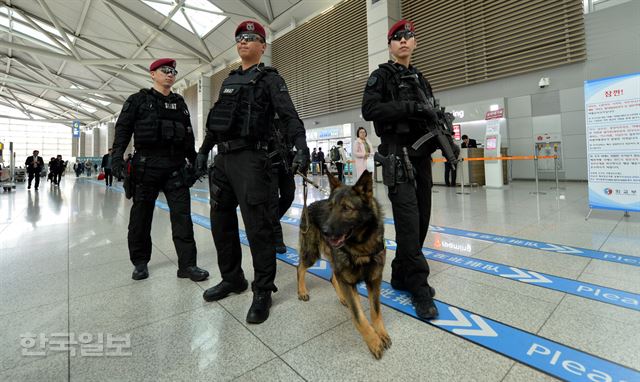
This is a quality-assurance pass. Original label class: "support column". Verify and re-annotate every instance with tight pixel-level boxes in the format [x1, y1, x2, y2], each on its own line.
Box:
[79, 132, 86, 157]
[196, 74, 211, 150]
[92, 128, 101, 157]
[107, 122, 115, 150]
[366, 0, 401, 181]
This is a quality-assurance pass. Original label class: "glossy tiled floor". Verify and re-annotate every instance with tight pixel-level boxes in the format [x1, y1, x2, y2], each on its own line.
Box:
[1, 174, 639, 381]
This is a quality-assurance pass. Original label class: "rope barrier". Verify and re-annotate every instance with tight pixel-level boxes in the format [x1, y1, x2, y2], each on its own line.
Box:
[431, 155, 558, 163]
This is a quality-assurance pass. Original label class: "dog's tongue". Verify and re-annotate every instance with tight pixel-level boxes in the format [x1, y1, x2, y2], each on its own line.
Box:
[328, 234, 347, 248]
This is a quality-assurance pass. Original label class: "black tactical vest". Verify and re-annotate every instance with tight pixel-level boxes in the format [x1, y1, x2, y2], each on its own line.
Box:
[133, 89, 191, 148]
[379, 62, 431, 133]
[206, 66, 276, 141]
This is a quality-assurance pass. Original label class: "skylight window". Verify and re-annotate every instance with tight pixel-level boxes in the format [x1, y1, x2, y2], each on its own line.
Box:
[0, 6, 75, 52]
[142, 0, 226, 37]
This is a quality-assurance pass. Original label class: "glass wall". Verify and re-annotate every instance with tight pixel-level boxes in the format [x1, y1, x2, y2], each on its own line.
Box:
[0, 118, 72, 167]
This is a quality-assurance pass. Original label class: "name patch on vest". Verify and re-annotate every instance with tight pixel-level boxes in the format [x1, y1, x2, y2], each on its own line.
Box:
[164, 102, 177, 110]
[222, 88, 235, 94]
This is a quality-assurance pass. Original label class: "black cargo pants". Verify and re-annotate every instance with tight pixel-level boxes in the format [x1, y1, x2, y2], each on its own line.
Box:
[387, 154, 433, 295]
[209, 149, 277, 292]
[270, 162, 296, 247]
[128, 155, 197, 270]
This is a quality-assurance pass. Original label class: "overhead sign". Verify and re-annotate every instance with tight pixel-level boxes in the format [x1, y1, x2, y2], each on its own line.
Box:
[485, 109, 504, 120]
[585, 72, 640, 213]
[72, 120, 81, 138]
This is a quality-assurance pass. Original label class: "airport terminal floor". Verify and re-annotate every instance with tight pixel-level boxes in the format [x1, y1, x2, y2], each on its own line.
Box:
[0, 174, 638, 381]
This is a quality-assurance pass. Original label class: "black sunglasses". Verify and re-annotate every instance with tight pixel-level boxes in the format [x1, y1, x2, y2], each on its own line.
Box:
[158, 66, 178, 75]
[235, 33, 263, 43]
[390, 31, 415, 41]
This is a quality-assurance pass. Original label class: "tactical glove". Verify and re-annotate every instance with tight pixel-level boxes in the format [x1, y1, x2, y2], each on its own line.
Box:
[413, 102, 438, 121]
[291, 147, 310, 176]
[195, 152, 209, 176]
[111, 158, 124, 179]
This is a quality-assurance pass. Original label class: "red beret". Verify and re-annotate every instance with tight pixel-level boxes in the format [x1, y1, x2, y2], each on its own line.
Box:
[387, 19, 414, 41]
[235, 20, 266, 40]
[149, 58, 176, 72]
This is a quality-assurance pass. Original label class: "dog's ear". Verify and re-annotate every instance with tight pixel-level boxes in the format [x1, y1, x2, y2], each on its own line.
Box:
[327, 171, 341, 191]
[353, 170, 373, 199]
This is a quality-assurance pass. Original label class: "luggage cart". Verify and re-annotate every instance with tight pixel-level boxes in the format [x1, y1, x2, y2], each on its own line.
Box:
[14, 168, 26, 182]
[0, 141, 17, 192]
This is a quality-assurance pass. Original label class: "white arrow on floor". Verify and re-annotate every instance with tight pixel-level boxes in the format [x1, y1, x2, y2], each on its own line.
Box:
[309, 261, 329, 271]
[499, 267, 552, 283]
[431, 307, 497, 337]
[539, 243, 583, 254]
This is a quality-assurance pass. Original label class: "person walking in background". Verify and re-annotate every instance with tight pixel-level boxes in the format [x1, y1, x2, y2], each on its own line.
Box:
[311, 148, 318, 175]
[85, 160, 92, 177]
[333, 140, 347, 183]
[317, 147, 325, 175]
[353, 127, 372, 180]
[25, 150, 44, 190]
[101, 148, 114, 187]
[52, 155, 65, 185]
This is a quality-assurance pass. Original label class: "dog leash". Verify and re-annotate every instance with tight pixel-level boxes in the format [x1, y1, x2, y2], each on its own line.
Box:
[295, 171, 330, 196]
[297, 170, 311, 234]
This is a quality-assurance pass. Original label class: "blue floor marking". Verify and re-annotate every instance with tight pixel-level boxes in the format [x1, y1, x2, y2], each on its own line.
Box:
[96, 181, 640, 311]
[287, 202, 640, 268]
[279, 213, 640, 312]
[85, 179, 640, 381]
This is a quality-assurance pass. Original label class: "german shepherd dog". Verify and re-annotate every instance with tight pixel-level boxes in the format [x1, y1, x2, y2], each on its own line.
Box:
[297, 170, 390, 359]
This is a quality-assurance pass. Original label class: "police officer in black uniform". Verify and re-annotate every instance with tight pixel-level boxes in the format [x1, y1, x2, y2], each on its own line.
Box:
[362, 20, 459, 320]
[112, 58, 209, 282]
[196, 21, 309, 324]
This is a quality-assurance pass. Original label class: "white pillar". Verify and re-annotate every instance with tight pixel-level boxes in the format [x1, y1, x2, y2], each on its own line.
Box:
[107, 122, 115, 150]
[196, 74, 211, 149]
[79, 132, 86, 157]
[365, 0, 401, 150]
[92, 128, 100, 157]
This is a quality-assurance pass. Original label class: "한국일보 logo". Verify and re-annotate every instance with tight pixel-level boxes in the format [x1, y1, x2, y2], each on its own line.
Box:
[603, 188, 613, 195]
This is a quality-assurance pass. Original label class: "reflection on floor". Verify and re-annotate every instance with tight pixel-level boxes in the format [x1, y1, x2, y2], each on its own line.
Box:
[1, 175, 638, 381]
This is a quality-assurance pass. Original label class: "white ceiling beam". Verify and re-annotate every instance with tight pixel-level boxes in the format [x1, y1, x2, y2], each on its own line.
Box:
[103, 1, 144, 47]
[75, 0, 92, 36]
[0, 77, 134, 96]
[0, 98, 61, 120]
[2, 84, 98, 120]
[9, 7, 74, 56]
[264, 0, 274, 22]
[3, 88, 33, 118]
[230, 0, 270, 25]
[0, 40, 200, 65]
[36, 0, 82, 59]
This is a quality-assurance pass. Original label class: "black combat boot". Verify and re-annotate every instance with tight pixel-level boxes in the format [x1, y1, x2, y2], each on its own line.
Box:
[177, 266, 209, 282]
[246, 290, 272, 324]
[203, 279, 249, 302]
[391, 279, 436, 298]
[132, 264, 149, 280]
[412, 291, 439, 320]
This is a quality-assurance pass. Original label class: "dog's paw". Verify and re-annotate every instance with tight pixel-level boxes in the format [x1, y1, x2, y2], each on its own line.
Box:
[379, 332, 392, 350]
[338, 297, 347, 306]
[365, 335, 386, 360]
[298, 292, 310, 301]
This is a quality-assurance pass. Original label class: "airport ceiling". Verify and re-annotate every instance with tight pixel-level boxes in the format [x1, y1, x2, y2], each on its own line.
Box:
[0, 0, 340, 125]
